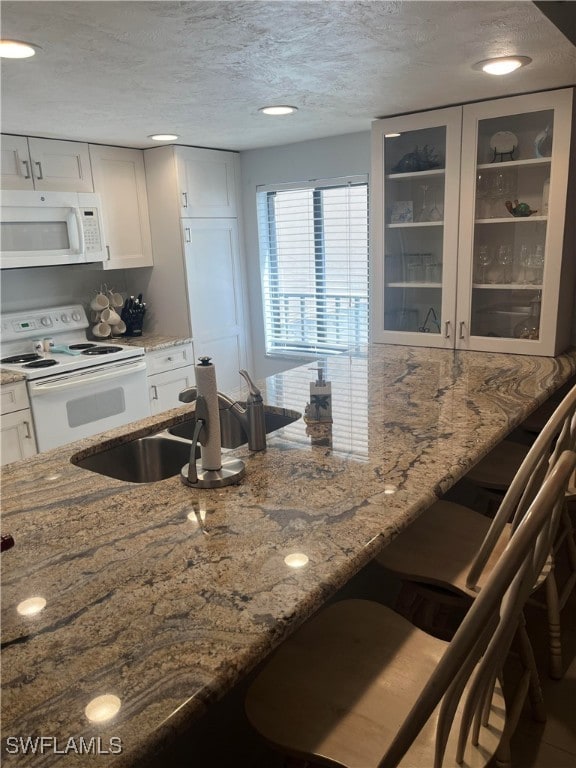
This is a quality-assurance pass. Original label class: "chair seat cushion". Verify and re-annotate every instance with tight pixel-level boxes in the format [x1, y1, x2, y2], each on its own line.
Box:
[375, 500, 511, 596]
[246, 599, 504, 768]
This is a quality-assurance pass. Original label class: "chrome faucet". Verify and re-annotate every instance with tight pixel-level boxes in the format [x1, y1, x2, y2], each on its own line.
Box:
[178, 368, 266, 453]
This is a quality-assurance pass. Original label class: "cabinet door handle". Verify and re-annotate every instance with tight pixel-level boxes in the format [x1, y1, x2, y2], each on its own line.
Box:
[182, 191, 188, 208]
[23, 421, 32, 439]
[444, 321, 451, 339]
[21, 159, 31, 179]
[151, 385, 159, 400]
[185, 227, 191, 243]
[34, 161, 44, 180]
[459, 321, 466, 339]
[106, 245, 111, 261]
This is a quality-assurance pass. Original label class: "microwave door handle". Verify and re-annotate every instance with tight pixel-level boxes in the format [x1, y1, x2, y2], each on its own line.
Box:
[72, 207, 86, 255]
[29, 360, 146, 393]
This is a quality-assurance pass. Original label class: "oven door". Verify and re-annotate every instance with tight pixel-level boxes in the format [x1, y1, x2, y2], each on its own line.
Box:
[28, 359, 150, 452]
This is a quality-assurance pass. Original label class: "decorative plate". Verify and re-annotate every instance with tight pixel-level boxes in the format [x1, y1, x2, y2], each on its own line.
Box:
[489, 131, 518, 154]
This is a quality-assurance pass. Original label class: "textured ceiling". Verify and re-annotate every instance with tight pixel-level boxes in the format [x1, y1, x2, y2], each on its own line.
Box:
[1, 1, 575, 151]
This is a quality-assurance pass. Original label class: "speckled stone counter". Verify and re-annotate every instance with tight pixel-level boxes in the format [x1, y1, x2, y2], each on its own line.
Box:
[0, 369, 26, 385]
[2, 344, 576, 766]
[119, 334, 192, 352]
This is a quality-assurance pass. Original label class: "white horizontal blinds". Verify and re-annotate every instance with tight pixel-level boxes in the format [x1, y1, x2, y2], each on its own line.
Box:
[264, 356, 369, 459]
[257, 177, 369, 356]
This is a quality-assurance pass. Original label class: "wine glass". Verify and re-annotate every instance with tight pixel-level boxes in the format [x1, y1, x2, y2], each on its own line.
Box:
[416, 185, 429, 222]
[428, 189, 442, 222]
[518, 244, 531, 284]
[477, 246, 492, 284]
[495, 244, 513, 284]
[531, 245, 545, 285]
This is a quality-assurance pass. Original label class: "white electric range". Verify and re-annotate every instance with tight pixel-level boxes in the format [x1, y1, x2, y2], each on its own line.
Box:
[1, 305, 150, 451]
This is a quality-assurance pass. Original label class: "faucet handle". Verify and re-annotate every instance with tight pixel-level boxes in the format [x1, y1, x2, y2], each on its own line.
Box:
[239, 370, 262, 401]
[179, 386, 198, 404]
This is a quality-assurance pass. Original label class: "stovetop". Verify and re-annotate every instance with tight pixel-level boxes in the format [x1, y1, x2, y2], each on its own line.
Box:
[1, 305, 144, 380]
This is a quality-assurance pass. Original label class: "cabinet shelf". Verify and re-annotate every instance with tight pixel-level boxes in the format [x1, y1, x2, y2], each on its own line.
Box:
[387, 221, 444, 229]
[387, 282, 442, 288]
[472, 282, 543, 290]
[476, 158, 551, 171]
[475, 216, 547, 224]
[386, 169, 446, 180]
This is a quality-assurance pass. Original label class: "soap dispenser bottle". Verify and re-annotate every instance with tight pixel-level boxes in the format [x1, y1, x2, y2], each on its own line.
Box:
[306, 367, 333, 423]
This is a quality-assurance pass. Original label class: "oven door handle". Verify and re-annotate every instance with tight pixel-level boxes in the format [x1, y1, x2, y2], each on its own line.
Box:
[28, 359, 147, 393]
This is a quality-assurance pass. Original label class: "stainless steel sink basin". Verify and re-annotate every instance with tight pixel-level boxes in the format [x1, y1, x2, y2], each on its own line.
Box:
[73, 434, 197, 483]
[168, 403, 301, 448]
[73, 404, 301, 483]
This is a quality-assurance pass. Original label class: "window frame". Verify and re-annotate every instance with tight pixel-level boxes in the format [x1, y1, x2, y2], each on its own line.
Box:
[257, 175, 369, 359]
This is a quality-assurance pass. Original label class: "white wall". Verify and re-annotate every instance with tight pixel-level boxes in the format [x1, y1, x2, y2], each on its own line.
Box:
[0, 265, 139, 317]
[240, 131, 371, 379]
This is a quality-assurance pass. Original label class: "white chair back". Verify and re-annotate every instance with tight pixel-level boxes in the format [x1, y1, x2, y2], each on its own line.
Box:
[378, 450, 576, 768]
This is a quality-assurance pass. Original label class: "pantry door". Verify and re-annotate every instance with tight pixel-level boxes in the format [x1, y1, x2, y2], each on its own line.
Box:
[182, 218, 247, 394]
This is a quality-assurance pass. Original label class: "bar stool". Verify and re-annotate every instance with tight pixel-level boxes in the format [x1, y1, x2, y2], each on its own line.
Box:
[245, 454, 576, 768]
[374, 384, 576, 680]
[466, 387, 576, 678]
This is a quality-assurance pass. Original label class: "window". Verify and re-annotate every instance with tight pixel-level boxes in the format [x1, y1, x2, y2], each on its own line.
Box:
[257, 176, 369, 356]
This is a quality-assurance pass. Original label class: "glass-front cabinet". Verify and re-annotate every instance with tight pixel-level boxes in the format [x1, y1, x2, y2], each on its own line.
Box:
[371, 107, 461, 348]
[371, 88, 575, 356]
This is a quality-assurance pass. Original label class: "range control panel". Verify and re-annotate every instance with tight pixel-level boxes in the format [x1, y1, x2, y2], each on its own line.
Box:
[1, 305, 88, 341]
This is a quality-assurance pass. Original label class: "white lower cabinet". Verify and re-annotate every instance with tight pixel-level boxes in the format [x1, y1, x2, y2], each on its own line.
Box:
[1, 381, 38, 465]
[146, 344, 195, 414]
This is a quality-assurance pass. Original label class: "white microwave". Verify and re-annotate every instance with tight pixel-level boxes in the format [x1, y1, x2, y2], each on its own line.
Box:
[0, 190, 106, 269]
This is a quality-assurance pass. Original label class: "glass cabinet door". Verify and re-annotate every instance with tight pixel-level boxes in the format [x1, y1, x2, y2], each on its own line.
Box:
[371, 107, 461, 347]
[457, 90, 573, 355]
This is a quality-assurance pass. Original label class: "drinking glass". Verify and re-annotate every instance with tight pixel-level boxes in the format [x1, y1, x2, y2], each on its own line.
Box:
[416, 185, 429, 222]
[477, 246, 492, 284]
[428, 190, 442, 222]
[531, 245, 545, 285]
[519, 244, 531, 284]
[495, 244, 513, 283]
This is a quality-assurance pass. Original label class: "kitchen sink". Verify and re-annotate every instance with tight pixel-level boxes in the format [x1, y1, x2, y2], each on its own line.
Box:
[73, 434, 197, 483]
[73, 404, 301, 483]
[168, 403, 301, 448]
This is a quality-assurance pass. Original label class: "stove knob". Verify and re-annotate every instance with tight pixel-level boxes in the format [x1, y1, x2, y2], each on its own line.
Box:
[61, 313, 70, 323]
[71, 311, 82, 322]
[40, 316, 53, 327]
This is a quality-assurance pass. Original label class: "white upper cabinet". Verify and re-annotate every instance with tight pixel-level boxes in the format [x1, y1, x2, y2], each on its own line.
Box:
[1, 135, 93, 192]
[371, 106, 462, 348]
[175, 146, 238, 217]
[371, 88, 575, 356]
[89, 144, 153, 269]
[456, 89, 573, 356]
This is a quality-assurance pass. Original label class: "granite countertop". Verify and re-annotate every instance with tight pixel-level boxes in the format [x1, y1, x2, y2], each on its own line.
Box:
[0, 370, 27, 385]
[119, 335, 192, 352]
[2, 344, 576, 766]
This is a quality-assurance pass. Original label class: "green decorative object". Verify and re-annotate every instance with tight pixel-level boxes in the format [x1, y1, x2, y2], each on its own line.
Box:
[505, 199, 537, 217]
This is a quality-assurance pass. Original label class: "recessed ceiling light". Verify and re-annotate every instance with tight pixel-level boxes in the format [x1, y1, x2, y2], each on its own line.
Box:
[385, 132, 401, 138]
[0, 39, 39, 58]
[473, 56, 532, 76]
[259, 105, 298, 116]
[148, 133, 179, 141]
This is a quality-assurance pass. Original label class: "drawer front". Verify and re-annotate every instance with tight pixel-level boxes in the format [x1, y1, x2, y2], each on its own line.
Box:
[146, 344, 194, 375]
[1, 381, 30, 415]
